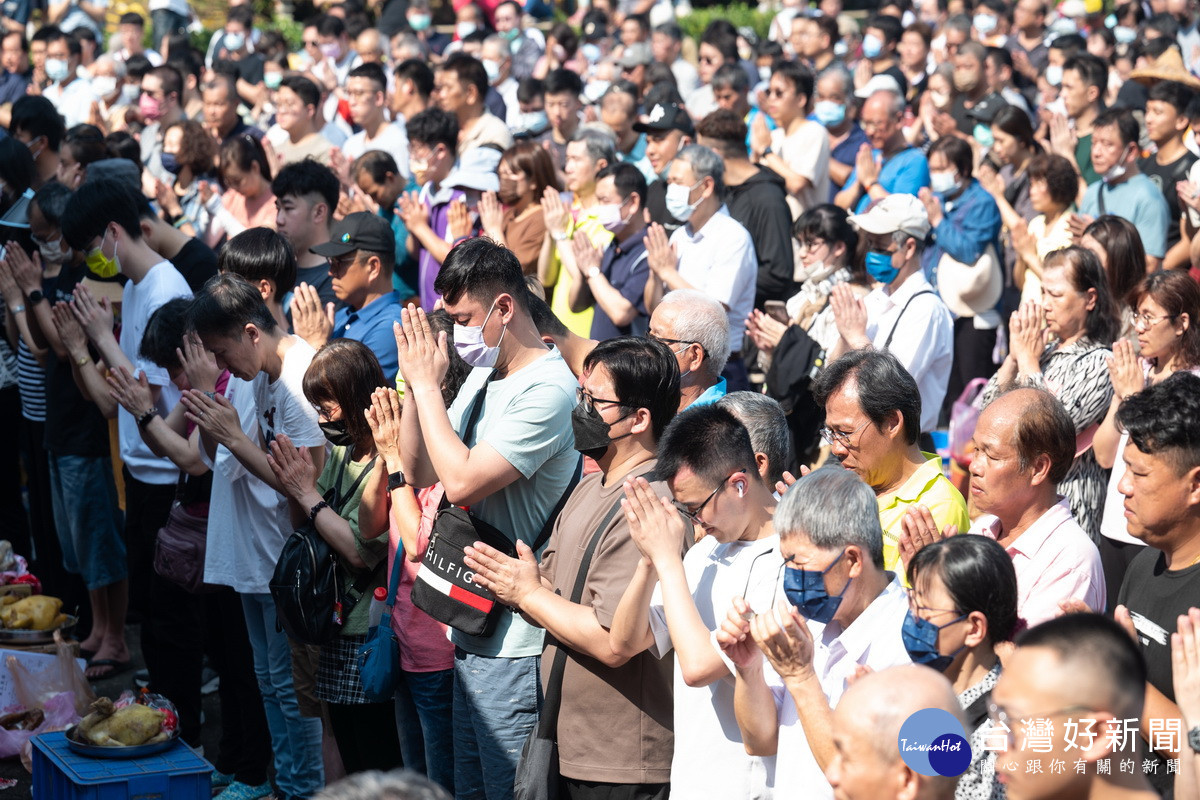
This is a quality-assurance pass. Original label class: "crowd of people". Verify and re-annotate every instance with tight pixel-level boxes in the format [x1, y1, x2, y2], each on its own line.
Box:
[2, 0, 1200, 798]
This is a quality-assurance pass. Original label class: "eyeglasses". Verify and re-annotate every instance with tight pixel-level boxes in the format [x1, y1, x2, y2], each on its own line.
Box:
[304, 39, 320, 47]
[673, 471, 744, 524]
[1133, 311, 1177, 330]
[699, 55, 719, 64]
[329, 253, 359, 275]
[316, 404, 342, 421]
[648, 333, 709, 358]
[766, 87, 790, 98]
[820, 419, 873, 448]
[576, 386, 626, 413]
[797, 237, 829, 254]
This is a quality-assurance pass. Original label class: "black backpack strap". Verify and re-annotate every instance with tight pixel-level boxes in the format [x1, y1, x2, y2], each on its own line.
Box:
[530, 456, 583, 554]
[460, 368, 500, 445]
[332, 455, 378, 513]
[884, 289, 936, 350]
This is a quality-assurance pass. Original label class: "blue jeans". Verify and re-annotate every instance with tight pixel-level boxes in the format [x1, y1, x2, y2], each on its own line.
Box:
[240, 593, 323, 799]
[394, 668, 454, 793]
[47, 453, 125, 590]
[453, 649, 540, 800]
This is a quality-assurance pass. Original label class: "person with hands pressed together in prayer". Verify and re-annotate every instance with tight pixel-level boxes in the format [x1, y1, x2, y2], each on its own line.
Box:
[608, 404, 780, 800]
[478, 142, 557, 275]
[715, 465, 911, 800]
[1171, 607, 1200, 797]
[463, 337, 681, 799]
[981, 246, 1117, 541]
[1094, 272, 1200, 611]
[394, 237, 579, 800]
[835, 88, 931, 213]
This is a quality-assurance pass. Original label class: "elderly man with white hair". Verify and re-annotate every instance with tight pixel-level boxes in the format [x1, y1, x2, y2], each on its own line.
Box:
[825, 664, 966, 800]
[717, 465, 911, 800]
[645, 144, 758, 391]
[648, 288, 730, 410]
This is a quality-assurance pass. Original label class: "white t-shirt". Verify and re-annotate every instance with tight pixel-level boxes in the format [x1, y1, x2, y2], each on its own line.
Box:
[342, 120, 411, 179]
[770, 120, 831, 215]
[252, 336, 325, 452]
[44, 77, 98, 128]
[202, 374, 291, 593]
[119, 260, 191, 484]
[649, 534, 781, 800]
[669, 208, 758, 356]
[768, 575, 912, 799]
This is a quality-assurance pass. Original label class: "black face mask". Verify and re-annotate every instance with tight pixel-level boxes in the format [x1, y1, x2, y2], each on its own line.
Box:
[320, 420, 355, 448]
[571, 401, 632, 460]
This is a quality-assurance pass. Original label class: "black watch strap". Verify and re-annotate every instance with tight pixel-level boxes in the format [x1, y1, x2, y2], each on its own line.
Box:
[387, 470, 407, 492]
[28, 290, 45, 305]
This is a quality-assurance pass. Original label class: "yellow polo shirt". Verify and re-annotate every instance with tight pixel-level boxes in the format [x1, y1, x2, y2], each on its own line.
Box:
[549, 201, 612, 338]
[878, 453, 971, 581]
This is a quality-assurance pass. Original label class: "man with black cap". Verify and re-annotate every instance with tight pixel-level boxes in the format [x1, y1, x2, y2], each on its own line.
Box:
[297, 211, 405, 381]
[635, 93, 693, 234]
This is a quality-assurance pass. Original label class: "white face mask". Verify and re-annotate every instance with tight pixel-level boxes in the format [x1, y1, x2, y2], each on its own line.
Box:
[595, 202, 631, 233]
[453, 298, 507, 368]
[456, 21, 478, 38]
[92, 75, 117, 98]
[665, 181, 700, 222]
[930, 169, 959, 194]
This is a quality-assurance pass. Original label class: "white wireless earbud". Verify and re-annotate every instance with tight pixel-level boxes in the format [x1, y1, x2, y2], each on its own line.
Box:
[737, 483, 745, 498]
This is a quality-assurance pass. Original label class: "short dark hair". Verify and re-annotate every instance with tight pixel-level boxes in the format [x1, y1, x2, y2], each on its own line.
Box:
[31, 181, 72, 227]
[188, 273, 279, 340]
[280, 75, 321, 110]
[1016, 613, 1147, 719]
[227, 4, 254, 27]
[348, 61, 387, 93]
[544, 68, 583, 98]
[904, 21, 933, 47]
[45, 27, 81, 57]
[303, 339, 387, 453]
[1048, 33, 1086, 57]
[812, 349, 922, 445]
[139, 297, 192, 370]
[1117, 371, 1200, 474]
[354, 149, 400, 185]
[1093, 107, 1140, 148]
[517, 77, 544, 106]
[219, 133, 271, 182]
[1027, 153, 1079, 207]
[1063, 53, 1108, 94]
[119, 11, 145, 27]
[813, 14, 840, 45]
[653, 22, 682, 42]
[696, 108, 749, 157]
[1148, 79, 1195, 115]
[582, 337, 680, 440]
[0, 138, 33, 197]
[711, 63, 749, 94]
[316, 13, 346, 38]
[218, 228, 297, 296]
[1002, 387, 1076, 484]
[1147, 11, 1181, 39]
[908, 534, 1019, 645]
[271, 158, 340, 212]
[395, 58, 434, 100]
[148, 64, 183, 101]
[929, 135, 974, 177]
[61, 179, 143, 250]
[2, 31, 27, 54]
[595, 162, 647, 211]
[773, 60, 814, 103]
[62, 123, 108, 168]
[866, 13, 903, 45]
[439, 53, 488, 103]
[10, 96, 65, 151]
[656, 404, 760, 488]
[405, 107, 459, 156]
[125, 53, 153, 80]
[527, 290, 567, 338]
[434, 236, 529, 312]
[700, 20, 739, 62]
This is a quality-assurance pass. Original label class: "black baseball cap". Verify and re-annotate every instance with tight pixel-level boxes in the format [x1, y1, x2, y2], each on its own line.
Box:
[310, 211, 394, 258]
[633, 100, 695, 137]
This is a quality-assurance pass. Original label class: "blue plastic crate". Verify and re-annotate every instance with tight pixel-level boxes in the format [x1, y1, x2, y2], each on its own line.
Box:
[31, 731, 212, 800]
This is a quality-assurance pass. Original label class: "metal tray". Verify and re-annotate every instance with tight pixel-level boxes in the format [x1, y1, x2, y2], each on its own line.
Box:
[63, 724, 180, 759]
[0, 615, 77, 644]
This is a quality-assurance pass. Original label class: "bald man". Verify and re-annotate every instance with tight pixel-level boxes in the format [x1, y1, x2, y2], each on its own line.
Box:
[990, 614, 1158, 800]
[356, 29, 386, 65]
[826, 664, 964, 800]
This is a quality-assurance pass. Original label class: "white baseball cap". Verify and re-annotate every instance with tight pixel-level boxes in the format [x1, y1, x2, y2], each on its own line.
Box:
[848, 194, 931, 240]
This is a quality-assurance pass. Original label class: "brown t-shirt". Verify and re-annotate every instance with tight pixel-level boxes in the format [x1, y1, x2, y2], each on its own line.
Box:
[503, 205, 546, 276]
[539, 460, 674, 784]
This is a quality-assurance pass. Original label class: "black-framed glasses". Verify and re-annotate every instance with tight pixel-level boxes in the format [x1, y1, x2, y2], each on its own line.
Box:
[673, 470, 744, 524]
[648, 333, 709, 359]
[819, 419, 873, 448]
[576, 386, 626, 413]
[329, 252, 359, 275]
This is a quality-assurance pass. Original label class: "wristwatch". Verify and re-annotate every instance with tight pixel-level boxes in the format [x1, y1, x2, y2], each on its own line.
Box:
[27, 289, 44, 306]
[1189, 726, 1200, 754]
[387, 470, 408, 492]
[136, 406, 159, 428]
[585, 266, 601, 280]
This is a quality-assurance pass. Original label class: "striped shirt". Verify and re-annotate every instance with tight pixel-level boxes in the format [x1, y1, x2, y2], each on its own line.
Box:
[16, 338, 44, 422]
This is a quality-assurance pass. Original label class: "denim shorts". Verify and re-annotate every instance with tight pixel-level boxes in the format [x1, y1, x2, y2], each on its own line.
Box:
[48, 454, 126, 590]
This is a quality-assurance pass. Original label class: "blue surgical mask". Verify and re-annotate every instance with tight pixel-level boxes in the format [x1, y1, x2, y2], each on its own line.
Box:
[224, 31, 246, 52]
[865, 249, 900, 284]
[516, 110, 548, 133]
[901, 608, 968, 672]
[862, 33, 883, 59]
[581, 43, 602, 63]
[160, 152, 181, 176]
[973, 13, 998, 35]
[1114, 25, 1137, 44]
[973, 123, 994, 149]
[665, 181, 701, 222]
[45, 58, 70, 84]
[409, 12, 432, 31]
[782, 549, 851, 625]
[814, 100, 846, 128]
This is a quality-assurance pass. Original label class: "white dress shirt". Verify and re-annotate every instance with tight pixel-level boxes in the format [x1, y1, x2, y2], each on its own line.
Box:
[669, 206, 758, 356]
[863, 270, 954, 433]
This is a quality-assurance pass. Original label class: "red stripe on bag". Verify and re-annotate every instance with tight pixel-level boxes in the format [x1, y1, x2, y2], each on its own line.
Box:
[449, 584, 493, 613]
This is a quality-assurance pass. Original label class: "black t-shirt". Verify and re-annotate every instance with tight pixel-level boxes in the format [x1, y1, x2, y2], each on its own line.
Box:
[1138, 150, 1197, 252]
[1117, 546, 1200, 793]
[645, 180, 685, 235]
[170, 238, 219, 293]
[43, 263, 111, 458]
[377, 0, 408, 37]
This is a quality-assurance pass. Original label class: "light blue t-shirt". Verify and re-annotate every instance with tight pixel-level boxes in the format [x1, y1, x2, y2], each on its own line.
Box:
[847, 147, 932, 214]
[447, 348, 579, 657]
[1078, 173, 1170, 259]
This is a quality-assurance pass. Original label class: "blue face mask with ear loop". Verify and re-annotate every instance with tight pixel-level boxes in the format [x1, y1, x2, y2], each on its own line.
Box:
[901, 608, 969, 672]
[782, 548, 852, 624]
